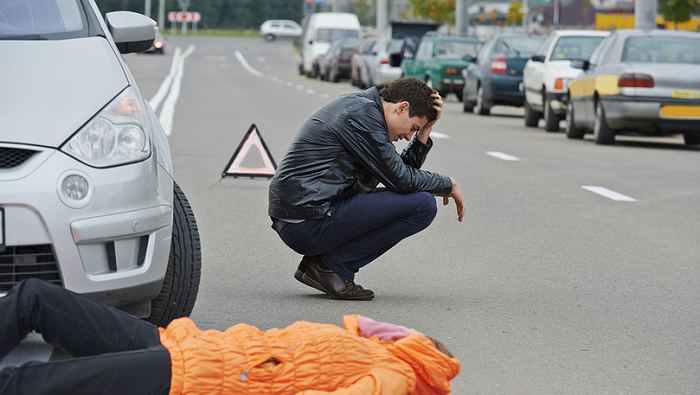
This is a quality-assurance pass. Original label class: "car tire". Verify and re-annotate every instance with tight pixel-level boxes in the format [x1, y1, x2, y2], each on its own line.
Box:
[264, 34, 275, 42]
[565, 101, 584, 139]
[593, 101, 615, 145]
[475, 86, 490, 116]
[543, 99, 559, 132]
[524, 101, 540, 127]
[683, 133, 700, 145]
[147, 181, 201, 327]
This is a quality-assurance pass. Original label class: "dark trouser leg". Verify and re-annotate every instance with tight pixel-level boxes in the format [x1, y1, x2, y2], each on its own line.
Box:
[0, 345, 171, 395]
[0, 278, 161, 360]
[278, 189, 437, 280]
[0, 279, 170, 395]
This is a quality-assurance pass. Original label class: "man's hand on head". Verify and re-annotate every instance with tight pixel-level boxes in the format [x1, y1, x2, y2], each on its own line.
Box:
[417, 92, 444, 142]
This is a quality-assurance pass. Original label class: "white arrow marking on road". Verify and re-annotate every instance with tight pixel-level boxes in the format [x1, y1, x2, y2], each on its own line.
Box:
[234, 50, 266, 78]
[581, 186, 636, 201]
[486, 151, 521, 161]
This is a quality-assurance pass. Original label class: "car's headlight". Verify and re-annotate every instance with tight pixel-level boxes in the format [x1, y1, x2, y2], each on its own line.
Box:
[61, 87, 151, 167]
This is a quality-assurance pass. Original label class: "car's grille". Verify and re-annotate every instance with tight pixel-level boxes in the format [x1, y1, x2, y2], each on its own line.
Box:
[0, 245, 62, 291]
[0, 147, 37, 169]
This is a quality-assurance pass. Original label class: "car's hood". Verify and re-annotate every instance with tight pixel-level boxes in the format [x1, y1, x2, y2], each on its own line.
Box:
[0, 37, 129, 148]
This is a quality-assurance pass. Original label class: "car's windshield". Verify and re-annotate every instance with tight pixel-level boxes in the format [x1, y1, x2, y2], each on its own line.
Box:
[550, 36, 605, 60]
[498, 37, 544, 54]
[435, 40, 480, 59]
[622, 36, 700, 64]
[316, 28, 360, 43]
[0, 0, 86, 39]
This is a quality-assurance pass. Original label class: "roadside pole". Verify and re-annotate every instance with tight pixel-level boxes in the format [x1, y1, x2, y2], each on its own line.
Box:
[635, 0, 656, 29]
[377, 0, 388, 37]
[455, 0, 469, 36]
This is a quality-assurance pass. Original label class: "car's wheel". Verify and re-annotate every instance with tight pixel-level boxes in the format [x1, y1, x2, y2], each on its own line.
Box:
[543, 99, 559, 132]
[264, 34, 275, 42]
[683, 133, 700, 145]
[475, 85, 490, 115]
[593, 101, 615, 145]
[146, 181, 201, 327]
[455, 91, 463, 102]
[565, 101, 584, 139]
[524, 101, 539, 127]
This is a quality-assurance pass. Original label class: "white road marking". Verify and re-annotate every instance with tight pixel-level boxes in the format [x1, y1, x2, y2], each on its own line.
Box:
[149, 46, 181, 113]
[431, 131, 449, 139]
[234, 50, 266, 78]
[306, 89, 315, 94]
[581, 186, 636, 201]
[159, 45, 195, 136]
[486, 151, 521, 161]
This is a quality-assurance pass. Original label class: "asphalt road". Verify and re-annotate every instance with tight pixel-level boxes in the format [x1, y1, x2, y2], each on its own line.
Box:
[4, 35, 699, 394]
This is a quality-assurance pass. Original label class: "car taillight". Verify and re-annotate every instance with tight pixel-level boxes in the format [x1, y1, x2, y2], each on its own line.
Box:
[490, 57, 507, 74]
[380, 59, 389, 65]
[618, 73, 654, 88]
[444, 67, 461, 76]
[554, 78, 563, 90]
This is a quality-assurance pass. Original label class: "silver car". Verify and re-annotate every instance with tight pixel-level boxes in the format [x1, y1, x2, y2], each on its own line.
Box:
[567, 29, 700, 145]
[0, 0, 201, 327]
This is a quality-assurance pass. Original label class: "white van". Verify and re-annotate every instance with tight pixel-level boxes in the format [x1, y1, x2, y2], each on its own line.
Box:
[298, 12, 362, 77]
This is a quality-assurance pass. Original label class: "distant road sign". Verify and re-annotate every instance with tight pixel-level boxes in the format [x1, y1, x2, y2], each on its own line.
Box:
[168, 12, 201, 23]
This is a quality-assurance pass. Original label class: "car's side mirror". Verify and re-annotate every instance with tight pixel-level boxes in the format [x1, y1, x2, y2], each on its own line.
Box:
[106, 11, 156, 54]
[463, 54, 476, 62]
[570, 59, 590, 70]
[531, 54, 545, 62]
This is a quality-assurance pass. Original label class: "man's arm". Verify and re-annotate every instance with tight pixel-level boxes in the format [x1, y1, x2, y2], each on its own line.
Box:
[416, 92, 444, 145]
[444, 177, 466, 222]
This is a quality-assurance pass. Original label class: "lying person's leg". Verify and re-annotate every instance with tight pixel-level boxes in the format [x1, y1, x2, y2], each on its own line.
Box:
[0, 345, 171, 395]
[0, 278, 161, 361]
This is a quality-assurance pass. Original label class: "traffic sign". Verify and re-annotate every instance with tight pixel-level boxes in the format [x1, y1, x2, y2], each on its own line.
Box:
[168, 12, 201, 23]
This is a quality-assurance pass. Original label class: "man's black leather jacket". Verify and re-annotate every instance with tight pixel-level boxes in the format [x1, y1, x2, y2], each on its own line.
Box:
[268, 87, 452, 220]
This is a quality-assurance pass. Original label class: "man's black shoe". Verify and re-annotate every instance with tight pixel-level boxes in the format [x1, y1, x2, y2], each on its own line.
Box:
[302, 257, 374, 300]
[293, 256, 313, 285]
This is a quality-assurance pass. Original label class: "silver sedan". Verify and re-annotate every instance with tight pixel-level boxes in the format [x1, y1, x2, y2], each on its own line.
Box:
[566, 29, 700, 145]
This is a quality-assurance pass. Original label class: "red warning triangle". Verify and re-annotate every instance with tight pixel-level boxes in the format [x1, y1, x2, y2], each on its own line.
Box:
[222, 124, 277, 179]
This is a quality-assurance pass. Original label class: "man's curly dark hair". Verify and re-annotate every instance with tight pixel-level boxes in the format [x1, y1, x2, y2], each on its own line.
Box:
[379, 77, 438, 122]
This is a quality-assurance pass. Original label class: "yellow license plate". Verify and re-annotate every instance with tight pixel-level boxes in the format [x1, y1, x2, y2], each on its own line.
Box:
[660, 105, 700, 118]
[672, 91, 699, 99]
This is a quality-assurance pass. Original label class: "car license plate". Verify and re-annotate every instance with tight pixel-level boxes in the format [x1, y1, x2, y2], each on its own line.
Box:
[672, 90, 699, 99]
[0, 207, 5, 252]
[660, 105, 700, 118]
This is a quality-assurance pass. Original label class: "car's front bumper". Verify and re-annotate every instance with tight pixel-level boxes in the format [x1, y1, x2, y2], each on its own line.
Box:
[601, 96, 700, 133]
[0, 143, 173, 306]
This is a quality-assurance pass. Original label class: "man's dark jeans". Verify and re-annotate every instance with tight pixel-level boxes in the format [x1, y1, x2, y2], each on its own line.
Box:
[0, 279, 171, 395]
[279, 188, 438, 280]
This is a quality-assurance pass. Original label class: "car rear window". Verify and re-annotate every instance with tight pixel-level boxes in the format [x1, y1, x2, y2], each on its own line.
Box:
[316, 28, 360, 43]
[498, 37, 544, 54]
[622, 36, 700, 64]
[0, 0, 87, 39]
[436, 40, 481, 59]
[551, 36, 605, 60]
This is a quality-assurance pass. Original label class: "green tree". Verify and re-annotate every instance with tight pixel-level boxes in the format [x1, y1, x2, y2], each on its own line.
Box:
[405, 0, 455, 25]
[505, 0, 523, 25]
[658, 0, 700, 29]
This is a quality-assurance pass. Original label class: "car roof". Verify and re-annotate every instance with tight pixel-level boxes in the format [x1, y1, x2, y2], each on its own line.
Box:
[550, 29, 610, 37]
[610, 28, 700, 39]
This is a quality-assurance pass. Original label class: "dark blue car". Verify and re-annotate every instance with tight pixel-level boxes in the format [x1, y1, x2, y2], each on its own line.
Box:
[462, 33, 545, 115]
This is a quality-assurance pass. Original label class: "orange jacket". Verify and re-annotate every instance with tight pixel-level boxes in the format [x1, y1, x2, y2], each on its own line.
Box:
[158, 315, 460, 395]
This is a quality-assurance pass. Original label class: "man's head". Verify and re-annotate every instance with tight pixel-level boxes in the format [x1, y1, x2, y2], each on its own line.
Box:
[379, 77, 438, 142]
[379, 77, 438, 122]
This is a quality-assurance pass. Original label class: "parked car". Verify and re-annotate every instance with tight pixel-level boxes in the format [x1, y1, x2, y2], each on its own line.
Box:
[298, 13, 362, 78]
[317, 41, 340, 81]
[145, 29, 166, 54]
[463, 33, 545, 115]
[402, 34, 483, 101]
[523, 30, 609, 131]
[367, 38, 406, 88]
[351, 36, 379, 87]
[260, 19, 302, 42]
[327, 38, 362, 82]
[0, 0, 201, 327]
[566, 29, 700, 145]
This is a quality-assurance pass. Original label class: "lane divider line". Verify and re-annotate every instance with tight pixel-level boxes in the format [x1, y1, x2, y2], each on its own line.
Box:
[581, 186, 636, 201]
[159, 45, 195, 136]
[149, 46, 181, 113]
[486, 151, 521, 161]
[234, 50, 266, 78]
